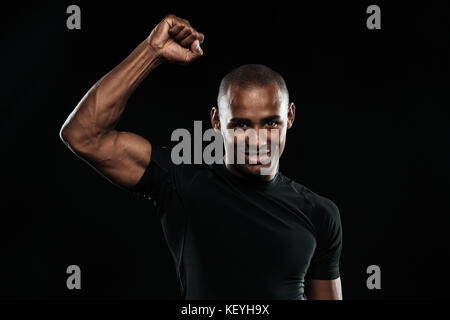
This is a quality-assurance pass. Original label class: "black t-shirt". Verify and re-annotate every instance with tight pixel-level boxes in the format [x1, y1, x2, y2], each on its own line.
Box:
[129, 144, 343, 300]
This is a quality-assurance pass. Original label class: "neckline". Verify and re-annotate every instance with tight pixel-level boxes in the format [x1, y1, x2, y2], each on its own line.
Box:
[215, 163, 281, 190]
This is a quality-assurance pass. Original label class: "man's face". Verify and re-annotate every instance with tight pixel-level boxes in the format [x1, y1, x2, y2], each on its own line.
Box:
[212, 83, 295, 179]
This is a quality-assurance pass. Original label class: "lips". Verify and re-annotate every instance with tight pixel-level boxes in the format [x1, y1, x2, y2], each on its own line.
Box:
[245, 152, 271, 157]
[244, 151, 271, 164]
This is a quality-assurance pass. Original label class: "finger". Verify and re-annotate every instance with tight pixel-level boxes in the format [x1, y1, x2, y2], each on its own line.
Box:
[168, 24, 184, 37]
[198, 32, 205, 44]
[180, 18, 190, 25]
[174, 27, 193, 42]
[180, 32, 199, 47]
[164, 14, 187, 33]
[163, 14, 179, 29]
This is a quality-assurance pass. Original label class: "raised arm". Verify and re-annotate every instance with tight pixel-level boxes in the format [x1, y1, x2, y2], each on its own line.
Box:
[59, 14, 204, 189]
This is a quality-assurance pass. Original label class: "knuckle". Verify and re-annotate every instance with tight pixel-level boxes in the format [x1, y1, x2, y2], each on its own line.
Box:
[182, 29, 192, 39]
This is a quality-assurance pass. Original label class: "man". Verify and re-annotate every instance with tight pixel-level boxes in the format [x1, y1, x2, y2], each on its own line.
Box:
[60, 14, 343, 300]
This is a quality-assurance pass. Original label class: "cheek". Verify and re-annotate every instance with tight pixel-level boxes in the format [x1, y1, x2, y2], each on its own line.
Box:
[267, 129, 287, 156]
[221, 129, 237, 146]
[268, 129, 285, 145]
[221, 129, 245, 145]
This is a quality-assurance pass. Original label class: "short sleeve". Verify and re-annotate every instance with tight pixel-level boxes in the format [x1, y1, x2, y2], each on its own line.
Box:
[305, 198, 343, 280]
[128, 144, 184, 210]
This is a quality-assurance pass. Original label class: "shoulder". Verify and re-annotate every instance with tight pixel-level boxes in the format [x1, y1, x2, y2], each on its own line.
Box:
[149, 143, 211, 185]
[280, 173, 340, 224]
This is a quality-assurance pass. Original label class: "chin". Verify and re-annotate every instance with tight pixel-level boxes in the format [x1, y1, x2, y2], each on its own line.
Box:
[240, 163, 273, 178]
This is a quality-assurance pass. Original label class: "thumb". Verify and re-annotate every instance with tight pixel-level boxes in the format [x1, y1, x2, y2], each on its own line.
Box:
[186, 39, 203, 61]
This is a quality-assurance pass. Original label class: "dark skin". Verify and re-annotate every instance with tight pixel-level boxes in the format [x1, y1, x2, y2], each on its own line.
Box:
[60, 14, 342, 300]
[212, 83, 294, 181]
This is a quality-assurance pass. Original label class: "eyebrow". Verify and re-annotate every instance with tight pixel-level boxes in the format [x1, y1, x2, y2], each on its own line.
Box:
[229, 115, 281, 123]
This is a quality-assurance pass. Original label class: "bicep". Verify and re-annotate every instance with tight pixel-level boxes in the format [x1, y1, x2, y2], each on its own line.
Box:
[73, 130, 152, 189]
[304, 277, 342, 300]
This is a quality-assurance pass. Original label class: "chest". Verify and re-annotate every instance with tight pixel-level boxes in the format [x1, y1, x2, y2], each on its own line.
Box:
[182, 177, 317, 275]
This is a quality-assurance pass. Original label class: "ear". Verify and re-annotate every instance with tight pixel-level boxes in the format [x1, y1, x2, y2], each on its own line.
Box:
[211, 106, 221, 131]
[287, 102, 295, 129]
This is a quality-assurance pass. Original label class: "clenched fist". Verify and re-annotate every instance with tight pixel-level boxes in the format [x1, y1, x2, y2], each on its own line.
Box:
[147, 14, 205, 64]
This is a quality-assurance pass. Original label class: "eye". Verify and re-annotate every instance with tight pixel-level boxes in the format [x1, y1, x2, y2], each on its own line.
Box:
[237, 122, 247, 128]
[266, 120, 278, 127]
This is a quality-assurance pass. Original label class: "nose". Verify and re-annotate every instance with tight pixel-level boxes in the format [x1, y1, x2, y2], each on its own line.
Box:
[246, 127, 269, 153]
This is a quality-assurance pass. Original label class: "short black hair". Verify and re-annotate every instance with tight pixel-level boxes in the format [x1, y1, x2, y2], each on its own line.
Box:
[217, 64, 289, 108]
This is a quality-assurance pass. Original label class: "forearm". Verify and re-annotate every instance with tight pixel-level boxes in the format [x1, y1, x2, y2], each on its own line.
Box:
[58, 15, 203, 189]
[305, 278, 343, 300]
[60, 38, 163, 145]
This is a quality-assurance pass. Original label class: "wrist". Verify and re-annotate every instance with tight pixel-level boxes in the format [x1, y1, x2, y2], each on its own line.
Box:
[145, 37, 165, 64]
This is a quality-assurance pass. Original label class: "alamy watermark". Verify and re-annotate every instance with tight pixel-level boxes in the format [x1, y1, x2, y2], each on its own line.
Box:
[66, 5, 81, 30]
[366, 265, 381, 290]
[170, 121, 280, 176]
[66, 264, 81, 290]
[366, 5, 381, 30]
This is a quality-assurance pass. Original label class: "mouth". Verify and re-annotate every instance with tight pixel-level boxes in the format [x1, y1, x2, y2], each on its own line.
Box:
[244, 151, 271, 164]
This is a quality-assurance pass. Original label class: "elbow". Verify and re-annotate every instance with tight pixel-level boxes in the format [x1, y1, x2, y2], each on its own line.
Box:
[59, 122, 79, 148]
[59, 122, 87, 152]
[59, 125, 70, 144]
[59, 121, 105, 157]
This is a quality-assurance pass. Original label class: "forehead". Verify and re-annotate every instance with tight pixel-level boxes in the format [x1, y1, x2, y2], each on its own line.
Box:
[224, 83, 284, 119]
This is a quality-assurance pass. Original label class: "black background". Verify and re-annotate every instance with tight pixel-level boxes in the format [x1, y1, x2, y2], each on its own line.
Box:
[1, 1, 449, 300]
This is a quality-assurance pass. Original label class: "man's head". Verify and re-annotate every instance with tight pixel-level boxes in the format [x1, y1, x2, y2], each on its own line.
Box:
[211, 64, 295, 180]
